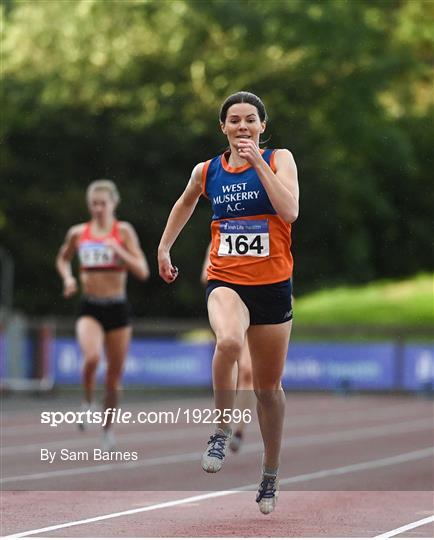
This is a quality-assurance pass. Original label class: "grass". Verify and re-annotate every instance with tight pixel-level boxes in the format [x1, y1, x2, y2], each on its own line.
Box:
[294, 273, 433, 327]
[182, 273, 433, 343]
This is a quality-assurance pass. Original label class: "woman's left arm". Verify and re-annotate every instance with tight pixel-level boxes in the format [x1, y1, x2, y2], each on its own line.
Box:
[238, 141, 299, 223]
[106, 223, 150, 280]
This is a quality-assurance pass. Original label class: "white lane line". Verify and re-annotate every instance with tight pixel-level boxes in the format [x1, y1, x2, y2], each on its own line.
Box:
[2, 418, 432, 484]
[1, 400, 427, 437]
[2, 402, 430, 454]
[1, 450, 204, 483]
[4, 447, 433, 539]
[279, 447, 434, 486]
[3, 491, 237, 539]
[373, 514, 434, 538]
[1, 426, 203, 455]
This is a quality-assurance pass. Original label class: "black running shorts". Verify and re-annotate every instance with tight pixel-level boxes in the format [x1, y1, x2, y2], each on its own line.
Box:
[206, 279, 293, 325]
[78, 296, 131, 332]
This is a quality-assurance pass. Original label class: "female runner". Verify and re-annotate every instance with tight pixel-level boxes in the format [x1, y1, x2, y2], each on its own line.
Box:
[56, 180, 149, 450]
[158, 92, 298, 513]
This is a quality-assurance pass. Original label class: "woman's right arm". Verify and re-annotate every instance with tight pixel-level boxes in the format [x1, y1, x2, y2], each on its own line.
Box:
[55, 225, 81, 297]
[158, 163, 204, 283]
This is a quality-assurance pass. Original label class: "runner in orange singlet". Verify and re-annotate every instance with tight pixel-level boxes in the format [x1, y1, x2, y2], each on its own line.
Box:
[158, 92, 299, 514]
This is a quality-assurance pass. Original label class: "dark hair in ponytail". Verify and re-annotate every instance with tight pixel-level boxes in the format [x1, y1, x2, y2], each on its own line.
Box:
[219, 91, 268, 123]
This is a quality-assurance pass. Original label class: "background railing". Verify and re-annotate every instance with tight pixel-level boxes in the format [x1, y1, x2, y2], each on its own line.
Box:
[1, 315, 432, 394]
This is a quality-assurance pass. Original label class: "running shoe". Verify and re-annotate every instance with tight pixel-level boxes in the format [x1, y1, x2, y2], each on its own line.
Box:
[229, 429, 243, 452]
[201, 427, 232, 473]
[256, 473, 279, 514]
[101, 429, 116, 451]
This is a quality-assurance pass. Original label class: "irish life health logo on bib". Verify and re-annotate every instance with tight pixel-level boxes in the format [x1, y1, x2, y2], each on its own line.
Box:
[218, 219, 270, 257]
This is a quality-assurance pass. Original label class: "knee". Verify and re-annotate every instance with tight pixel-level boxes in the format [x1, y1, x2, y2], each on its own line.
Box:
[84, 353, 99, 370]
[216, 336, 244, 361]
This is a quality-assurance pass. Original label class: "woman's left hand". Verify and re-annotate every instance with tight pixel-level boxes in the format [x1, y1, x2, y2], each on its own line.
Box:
[237, 139, 263, 166]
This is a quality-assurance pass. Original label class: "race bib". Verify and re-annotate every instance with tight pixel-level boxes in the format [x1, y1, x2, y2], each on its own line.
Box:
[79, 242, 117, 267]
[218, 220, 269, 257]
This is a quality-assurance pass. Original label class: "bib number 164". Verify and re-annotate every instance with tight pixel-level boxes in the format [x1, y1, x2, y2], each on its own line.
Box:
[224, 234, 265, 256]
[218, 219, 270, 257]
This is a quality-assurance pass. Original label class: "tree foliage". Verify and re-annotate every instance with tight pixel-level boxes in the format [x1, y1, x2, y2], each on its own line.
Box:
[1, 0, 433, 317]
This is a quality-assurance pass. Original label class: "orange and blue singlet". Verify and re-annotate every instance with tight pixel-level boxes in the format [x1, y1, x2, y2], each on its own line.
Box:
[202, 149, 293, 285]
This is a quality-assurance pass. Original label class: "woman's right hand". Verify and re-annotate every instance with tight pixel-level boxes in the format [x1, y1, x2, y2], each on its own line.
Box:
[63, 276, 78, 298]
[158, 250, 179, 283]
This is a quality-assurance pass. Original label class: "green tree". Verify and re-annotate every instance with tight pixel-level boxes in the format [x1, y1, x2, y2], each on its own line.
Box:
[1, 0, 432, 316]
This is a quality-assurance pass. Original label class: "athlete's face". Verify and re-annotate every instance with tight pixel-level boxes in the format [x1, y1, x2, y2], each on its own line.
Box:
[87, 190, 116, 221]
[221, 103, 266, 148]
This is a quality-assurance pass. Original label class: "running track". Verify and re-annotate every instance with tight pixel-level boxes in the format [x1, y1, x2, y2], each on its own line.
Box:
[1, 393, 433, 537]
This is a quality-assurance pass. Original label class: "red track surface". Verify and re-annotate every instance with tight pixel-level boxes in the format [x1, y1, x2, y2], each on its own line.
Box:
[1, 394, 433, 537]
